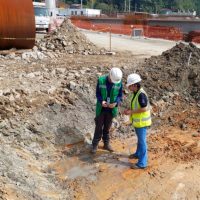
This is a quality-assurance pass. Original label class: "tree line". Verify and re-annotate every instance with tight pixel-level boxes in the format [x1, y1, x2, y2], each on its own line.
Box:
[63, 0, 200, 15]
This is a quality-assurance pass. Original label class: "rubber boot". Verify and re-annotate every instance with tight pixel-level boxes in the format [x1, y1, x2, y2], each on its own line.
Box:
[91, 144, 98, 154]
[103, 143, 114, 152]
[129, 154, 139, 159]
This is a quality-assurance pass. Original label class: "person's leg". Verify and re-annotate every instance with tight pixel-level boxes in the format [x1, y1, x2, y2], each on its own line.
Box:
[91, 112, 105, 153]
[129, 129, 139, 159]
[102, 112, 113, 151]
[135, 127, 147, 168]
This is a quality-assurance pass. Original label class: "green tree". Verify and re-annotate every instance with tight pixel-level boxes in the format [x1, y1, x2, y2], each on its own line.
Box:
[174, 0, 195, 11]
[62, 0, 199, 14]
[95, 2, 113, 13]
[194, 0, 200, 15]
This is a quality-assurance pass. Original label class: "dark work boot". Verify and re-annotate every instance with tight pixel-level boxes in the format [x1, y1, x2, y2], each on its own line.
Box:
[103, 143, 114, 152]
[91, 144, 98, 154]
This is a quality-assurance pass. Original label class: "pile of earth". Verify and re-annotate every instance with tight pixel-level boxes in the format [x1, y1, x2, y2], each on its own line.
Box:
[135, 42, 200, 103]
[36, 19, 106, 55]
[121, 42, 200, 130]
[0, 19, 106, 62]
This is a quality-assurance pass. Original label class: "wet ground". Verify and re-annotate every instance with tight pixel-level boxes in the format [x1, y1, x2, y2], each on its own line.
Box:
[46, 127, 200, 200]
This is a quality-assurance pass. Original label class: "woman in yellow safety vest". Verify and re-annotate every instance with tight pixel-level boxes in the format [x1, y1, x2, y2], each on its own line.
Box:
[124, 73, 151, 169]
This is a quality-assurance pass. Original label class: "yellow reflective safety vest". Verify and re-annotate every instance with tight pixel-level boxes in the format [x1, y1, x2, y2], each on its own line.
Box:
[130, 88, 152, 128]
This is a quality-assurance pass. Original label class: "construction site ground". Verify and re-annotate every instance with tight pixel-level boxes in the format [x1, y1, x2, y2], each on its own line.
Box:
[81, 30, 178, 57]
[0, 23, 200, 200]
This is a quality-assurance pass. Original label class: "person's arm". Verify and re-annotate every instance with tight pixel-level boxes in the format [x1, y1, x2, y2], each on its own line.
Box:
[132, 92, 148, 113]
[96, 81, 102, 103]
[123, 92, 148, 115]
[130, 107, 148, 114]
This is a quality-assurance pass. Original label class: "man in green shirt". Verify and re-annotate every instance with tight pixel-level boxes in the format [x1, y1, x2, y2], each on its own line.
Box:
[91, 68, 123, 154]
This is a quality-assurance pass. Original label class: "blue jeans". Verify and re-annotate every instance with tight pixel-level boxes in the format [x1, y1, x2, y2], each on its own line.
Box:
[134, 127, 147, 168]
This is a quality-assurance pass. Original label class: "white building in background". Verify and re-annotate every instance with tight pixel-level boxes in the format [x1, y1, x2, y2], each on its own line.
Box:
[65, 8, 101, 17]
[33, 1, 101, 17]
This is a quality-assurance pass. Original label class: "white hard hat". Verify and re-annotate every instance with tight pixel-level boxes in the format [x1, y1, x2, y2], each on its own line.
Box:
[126, 73, 142, 87]
[109, 68, 122, 84]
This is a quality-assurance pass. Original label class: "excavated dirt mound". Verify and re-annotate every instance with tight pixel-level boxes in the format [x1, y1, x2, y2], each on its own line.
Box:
[36, 19, 105, 55]
[121, 43, 200, 130]
[137, 42, 200, 102]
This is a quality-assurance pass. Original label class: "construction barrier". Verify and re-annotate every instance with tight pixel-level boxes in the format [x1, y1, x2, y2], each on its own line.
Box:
[71, 18, 183, 41]
[187, 31, 200, 43]
[143, 26, 183, 41]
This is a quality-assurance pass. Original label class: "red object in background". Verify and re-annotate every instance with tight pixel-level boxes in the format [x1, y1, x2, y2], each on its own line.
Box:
[71, 18, 184, 41]
[0, 0, 35, 49]
[187, 31, 200, 43]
